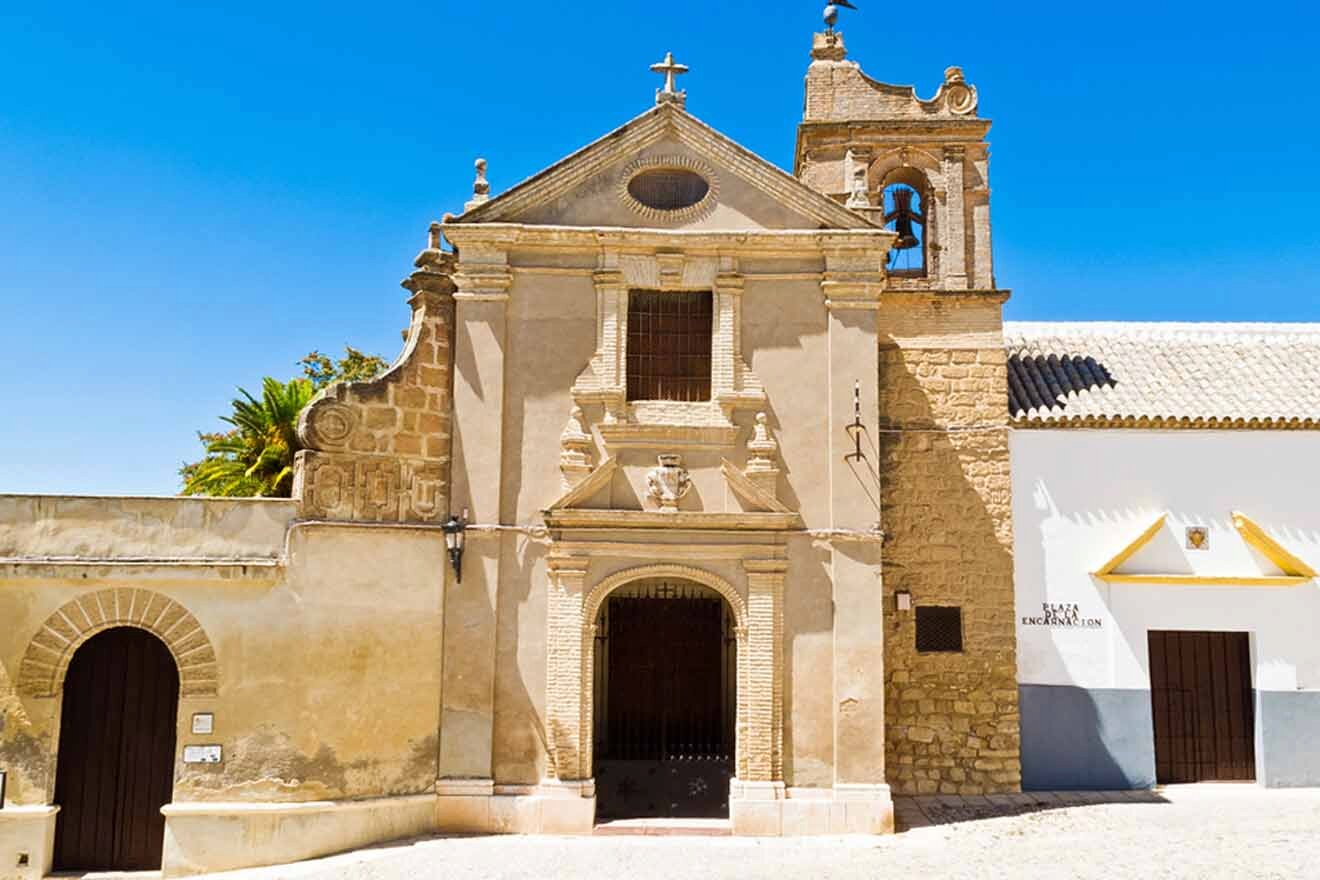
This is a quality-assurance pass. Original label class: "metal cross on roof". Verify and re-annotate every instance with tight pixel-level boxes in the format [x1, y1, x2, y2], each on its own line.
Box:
[650, 51, 688, 107]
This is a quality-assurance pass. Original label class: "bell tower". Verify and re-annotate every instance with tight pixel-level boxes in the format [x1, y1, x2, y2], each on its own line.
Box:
[796, 31, 1022, 798]
[795, 32, 994, 291]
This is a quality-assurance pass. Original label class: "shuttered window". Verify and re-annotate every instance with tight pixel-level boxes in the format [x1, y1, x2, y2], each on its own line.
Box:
[626, 290, 713, 402]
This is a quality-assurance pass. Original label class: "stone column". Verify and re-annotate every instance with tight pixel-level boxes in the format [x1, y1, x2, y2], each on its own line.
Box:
[941, 146, 968, 289]
[437, 248, 510, 800]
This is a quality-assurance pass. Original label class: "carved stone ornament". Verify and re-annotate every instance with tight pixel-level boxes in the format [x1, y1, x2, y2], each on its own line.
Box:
[745, 412, 781, 496]
[559, 406, 595, 491]
[941, 66, 977, 115]
[645, 453, 692, 512]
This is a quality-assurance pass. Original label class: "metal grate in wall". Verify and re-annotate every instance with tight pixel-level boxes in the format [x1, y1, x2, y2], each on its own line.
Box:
[626, 290, 713, 402]
[915, 606, 963, 653]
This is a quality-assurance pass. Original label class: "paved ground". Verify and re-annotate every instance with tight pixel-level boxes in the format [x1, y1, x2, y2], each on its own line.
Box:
[202, 787, 1320, 880]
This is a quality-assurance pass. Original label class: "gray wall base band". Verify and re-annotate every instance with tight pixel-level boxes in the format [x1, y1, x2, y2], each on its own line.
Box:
[1019, 684, 1156, 790]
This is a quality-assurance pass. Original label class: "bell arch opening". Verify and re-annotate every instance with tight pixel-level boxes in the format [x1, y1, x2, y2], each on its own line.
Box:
[590, 578, 738, 819]
[879, 166, 930, 277]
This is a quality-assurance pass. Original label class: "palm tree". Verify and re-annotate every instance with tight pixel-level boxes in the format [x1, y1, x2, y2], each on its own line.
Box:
[181, 377, 315, 497]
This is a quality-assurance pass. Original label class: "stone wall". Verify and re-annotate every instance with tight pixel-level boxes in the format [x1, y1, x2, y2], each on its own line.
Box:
[294, 245, 455, 525]
[877, 296, 1020, 795]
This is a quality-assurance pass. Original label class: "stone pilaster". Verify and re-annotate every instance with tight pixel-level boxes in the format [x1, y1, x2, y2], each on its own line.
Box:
[941, 146, 968, 289]
[544, 556, 591, 782]
[712, 268, 742, 403]
[588, 269, 627, 422]
[437, 246, 511, 783]
[741, 560, 786, 783]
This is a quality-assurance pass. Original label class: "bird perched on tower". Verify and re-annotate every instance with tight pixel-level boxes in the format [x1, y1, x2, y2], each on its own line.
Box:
[823, 0, 857, 32]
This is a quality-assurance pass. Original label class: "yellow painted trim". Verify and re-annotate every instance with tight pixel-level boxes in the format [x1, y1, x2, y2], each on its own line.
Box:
[1090, 510, 1315, 587]
[1094, 514, 1167, 576]
[1096, 574, 1311, 587]
[1232, 511, 1318, 578]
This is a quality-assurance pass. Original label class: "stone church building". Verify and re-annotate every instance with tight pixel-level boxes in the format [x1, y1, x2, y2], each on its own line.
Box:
[3, 29, 1318, 879]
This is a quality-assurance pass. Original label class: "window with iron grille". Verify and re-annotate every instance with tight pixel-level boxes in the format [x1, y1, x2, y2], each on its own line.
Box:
[626, 290, 712, 402]
[915, 606, 963, 653]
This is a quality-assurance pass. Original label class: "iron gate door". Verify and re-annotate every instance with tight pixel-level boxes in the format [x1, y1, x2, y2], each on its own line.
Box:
[1148, 630, 1255, 783]
[595, 586, 734, 818]
[53, 627, 180, 871]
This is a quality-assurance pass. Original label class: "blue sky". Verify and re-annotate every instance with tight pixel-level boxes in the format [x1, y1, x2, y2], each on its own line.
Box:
[2, 1, 1317, 495]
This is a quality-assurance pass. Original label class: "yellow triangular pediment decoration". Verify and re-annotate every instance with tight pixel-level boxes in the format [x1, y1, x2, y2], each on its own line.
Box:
[1093, 511, 1315, 587]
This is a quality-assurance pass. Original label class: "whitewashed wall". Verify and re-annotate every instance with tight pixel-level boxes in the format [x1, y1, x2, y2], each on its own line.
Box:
[1010, 429, 1320, 788]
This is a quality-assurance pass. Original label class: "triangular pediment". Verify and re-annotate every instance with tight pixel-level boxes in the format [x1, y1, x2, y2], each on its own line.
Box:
[1092, 512, 1316, 587]
[457, 103, 874, 231]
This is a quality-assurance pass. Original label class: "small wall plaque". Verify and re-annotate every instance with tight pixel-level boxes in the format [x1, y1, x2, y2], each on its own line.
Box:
[191, 713, 214, 735]
[183, 745, 222, 764]
[1186, 526, 1210, 550]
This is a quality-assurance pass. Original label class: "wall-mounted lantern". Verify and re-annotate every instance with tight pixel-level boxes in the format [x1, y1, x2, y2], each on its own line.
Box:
[442, 509, 469, 583]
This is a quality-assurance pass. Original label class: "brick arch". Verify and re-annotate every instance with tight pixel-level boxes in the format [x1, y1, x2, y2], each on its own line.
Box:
[18, 588, 218, 698]
[583, 563, 747, 632]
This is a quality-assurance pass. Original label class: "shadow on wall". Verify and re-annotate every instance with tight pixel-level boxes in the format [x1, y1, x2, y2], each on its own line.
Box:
[876, 341, 1019, 795]
[1018, 684, 1155, 790]
[1015, 479, 1158, 791]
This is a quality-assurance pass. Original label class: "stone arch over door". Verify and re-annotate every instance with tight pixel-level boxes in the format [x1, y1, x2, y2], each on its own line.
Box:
[18, 588, 219, 699]
[544, 559, 784, 791]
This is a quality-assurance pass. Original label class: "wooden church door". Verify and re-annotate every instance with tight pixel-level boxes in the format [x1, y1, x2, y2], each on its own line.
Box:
[53, 627, 180, 871]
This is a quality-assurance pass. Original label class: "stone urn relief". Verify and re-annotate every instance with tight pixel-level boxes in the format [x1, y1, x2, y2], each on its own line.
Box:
[645, 454, 691, 512]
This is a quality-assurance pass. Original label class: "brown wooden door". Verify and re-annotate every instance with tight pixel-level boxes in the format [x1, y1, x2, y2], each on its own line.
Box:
[1149, 630, 1255, 783]
[53, 627, 179, 871]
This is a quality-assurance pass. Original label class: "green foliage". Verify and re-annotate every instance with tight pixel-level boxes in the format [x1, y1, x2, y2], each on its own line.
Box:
[181, 346, 387, 497]
[299, 346, 388, 390]
[181, 377, 315, 497]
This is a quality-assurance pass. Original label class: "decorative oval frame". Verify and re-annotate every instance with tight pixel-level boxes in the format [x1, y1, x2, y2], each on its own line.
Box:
[618, 155, 720, 224]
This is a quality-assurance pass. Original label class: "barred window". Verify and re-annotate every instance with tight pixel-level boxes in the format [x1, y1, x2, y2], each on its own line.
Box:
[626, 290, 712, 402]
[915, 606, 963, 653]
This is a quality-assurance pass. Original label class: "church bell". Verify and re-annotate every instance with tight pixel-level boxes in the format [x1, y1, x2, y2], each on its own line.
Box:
[887, 187, 922, 251]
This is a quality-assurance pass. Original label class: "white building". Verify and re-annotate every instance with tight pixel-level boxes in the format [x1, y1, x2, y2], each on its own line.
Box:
[1007, 322, 1320, 789]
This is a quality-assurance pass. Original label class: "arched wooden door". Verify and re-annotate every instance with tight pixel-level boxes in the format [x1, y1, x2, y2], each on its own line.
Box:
[53, 627, 180, 871]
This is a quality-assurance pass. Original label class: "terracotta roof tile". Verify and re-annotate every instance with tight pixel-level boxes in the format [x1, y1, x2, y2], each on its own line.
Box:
[1003, 322, 1320, 428]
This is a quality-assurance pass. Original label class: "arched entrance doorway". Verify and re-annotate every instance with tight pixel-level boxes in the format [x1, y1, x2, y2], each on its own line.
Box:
[592, 579, 737, 819]
[52, 627, 180, 871]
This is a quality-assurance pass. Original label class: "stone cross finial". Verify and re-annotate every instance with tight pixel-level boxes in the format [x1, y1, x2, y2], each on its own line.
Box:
[464, 158, 490, 212]
[650, 51, 688, 107]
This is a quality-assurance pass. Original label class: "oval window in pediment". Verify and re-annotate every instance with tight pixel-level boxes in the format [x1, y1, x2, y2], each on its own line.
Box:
[626, 168, 710, 212]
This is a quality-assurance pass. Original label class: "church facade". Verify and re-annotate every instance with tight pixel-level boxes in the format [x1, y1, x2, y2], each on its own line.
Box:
[1, 30, 1317, 880]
